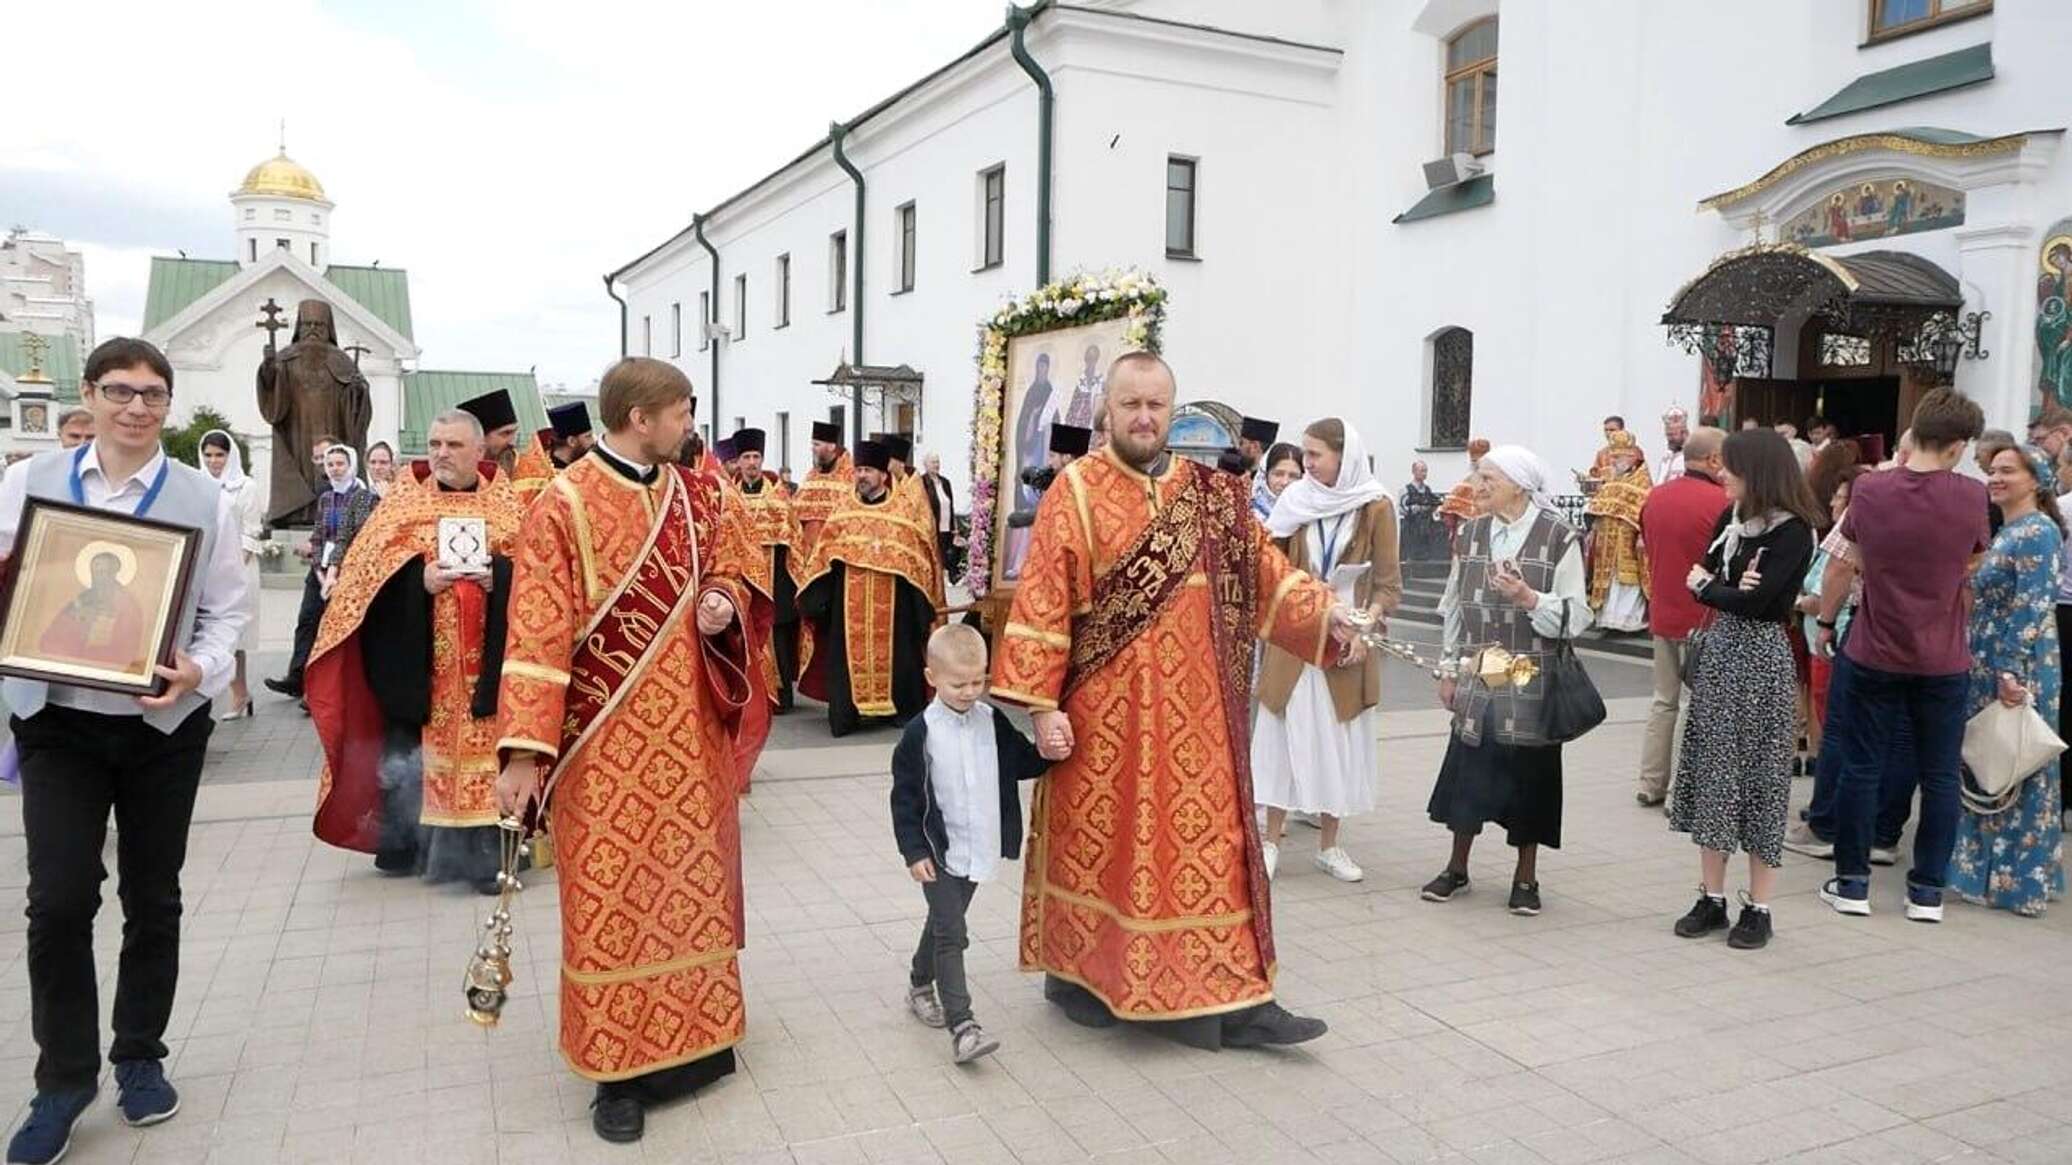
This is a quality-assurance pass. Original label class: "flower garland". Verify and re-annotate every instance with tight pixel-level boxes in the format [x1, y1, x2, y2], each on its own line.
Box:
[965, 268, 1166, 598]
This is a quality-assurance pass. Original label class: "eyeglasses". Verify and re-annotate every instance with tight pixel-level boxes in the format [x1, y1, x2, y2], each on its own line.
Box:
[92, 381, 172, 409]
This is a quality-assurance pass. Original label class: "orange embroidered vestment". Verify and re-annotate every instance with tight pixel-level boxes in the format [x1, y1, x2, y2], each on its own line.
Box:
[1584, 463, 1653, 610]
[796, 488, 940, 734]
[991, 448, 1336, 1020]
[310, 461, 525, 848]
[791, 451, 853, 558]
[495, 456, 760, 1082]
[510, 428, 560, 508]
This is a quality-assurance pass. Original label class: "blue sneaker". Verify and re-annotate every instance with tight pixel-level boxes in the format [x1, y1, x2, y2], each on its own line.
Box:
[113, 1061, 178, 1127]
[1905, 884, 1945, 924]
[1819, 877, 1871, 916]
[6, 1088, 95, 1165]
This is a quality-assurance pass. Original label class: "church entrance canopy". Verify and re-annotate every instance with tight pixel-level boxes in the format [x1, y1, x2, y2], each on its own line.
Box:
[812, 362, 925, 442]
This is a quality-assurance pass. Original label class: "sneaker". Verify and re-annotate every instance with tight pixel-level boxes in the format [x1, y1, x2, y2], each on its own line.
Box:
[1870, 845, 1900, 867]
[1313, 847, 1363, 883]
[1262, 840, 1279, 880]
[951, 1021, 1000, 1063]
[1420, 869, 1470, 902]
[1781, 821, 1834, 860]
[1673, 891, 1729, 938]
[1905, 885, 1944, 924]
[1222, 1001, 1328, 1047]
[1727, 893, 1773, 950]
[114, 1060, 179, 1127]
[5, 1088, 96, 1165]
[1819, 877, 1871, 916]
[1507, 880, 1542, 916]
[906, 982, 946, 1029]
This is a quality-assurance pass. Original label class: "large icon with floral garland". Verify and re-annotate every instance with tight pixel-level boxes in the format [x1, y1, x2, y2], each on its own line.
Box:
[965, 270, 1166, 602]
[2037, 217, 2072, 416]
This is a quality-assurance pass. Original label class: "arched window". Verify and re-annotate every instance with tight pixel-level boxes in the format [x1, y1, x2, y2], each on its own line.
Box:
[1444, 18, 1498, 156]
[1430, 327, 1473, 449]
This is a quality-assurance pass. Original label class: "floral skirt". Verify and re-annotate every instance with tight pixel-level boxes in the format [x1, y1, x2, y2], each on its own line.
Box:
[1671, 614, 1796, 865]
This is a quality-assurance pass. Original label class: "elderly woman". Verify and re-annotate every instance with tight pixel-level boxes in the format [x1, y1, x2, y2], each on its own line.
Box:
[1255, 419, 1401, 883]
[1421, 444, 1592, 916]
[1950, 444, 2065, 917]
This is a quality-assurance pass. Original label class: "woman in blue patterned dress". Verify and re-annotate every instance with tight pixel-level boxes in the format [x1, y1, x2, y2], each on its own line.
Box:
[1951, 444, 2065, 917]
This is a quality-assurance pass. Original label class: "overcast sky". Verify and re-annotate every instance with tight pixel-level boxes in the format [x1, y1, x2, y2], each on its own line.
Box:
[6, 0, 1009, 391]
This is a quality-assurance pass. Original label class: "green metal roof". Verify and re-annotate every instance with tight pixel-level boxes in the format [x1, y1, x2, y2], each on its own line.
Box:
[399, 369, 545, 454]
[323, 265, 414, 340]
[1393, 174, 1494, 225]
[1787, 42, 1992, 126]
[139, 257, 414, 342]
[0, 332, 83, 403]
[141, 258, 240, 332]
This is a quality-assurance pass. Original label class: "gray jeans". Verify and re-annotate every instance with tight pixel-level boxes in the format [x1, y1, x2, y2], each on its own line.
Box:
[910, 872, 980, 1029]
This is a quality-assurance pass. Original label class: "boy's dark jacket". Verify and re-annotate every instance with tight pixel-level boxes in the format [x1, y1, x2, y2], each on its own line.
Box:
[890, 704, 1051, 867]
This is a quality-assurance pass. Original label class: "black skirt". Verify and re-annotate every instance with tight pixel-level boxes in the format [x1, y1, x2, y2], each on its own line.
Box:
[1426, 718, 1564, 848]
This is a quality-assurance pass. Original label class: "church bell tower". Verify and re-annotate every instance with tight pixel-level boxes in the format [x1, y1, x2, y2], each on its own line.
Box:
[231, 133, 333, 271]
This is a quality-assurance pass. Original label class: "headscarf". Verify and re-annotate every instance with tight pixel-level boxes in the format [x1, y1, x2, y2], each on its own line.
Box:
[1266, 420, 1392, 537]
[1479, 444, 1555, 511]
[322, 443, 363, 494]
[193, 428, 247, 491]
[2019, 443, 2059, 497]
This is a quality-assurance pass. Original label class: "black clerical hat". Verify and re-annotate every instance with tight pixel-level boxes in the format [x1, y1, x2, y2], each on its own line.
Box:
[811, 420, 843, 444]
[713, 437, 739, 463]
[881, 433, 914, 464]
[1049, 423, 1091, 458]
[548, 401, 592, 439]
[1239, 416, 1279, 445]
[855, 439, 892, 472]
[459, 389, 518, 432]
[731, 428, 766, 455]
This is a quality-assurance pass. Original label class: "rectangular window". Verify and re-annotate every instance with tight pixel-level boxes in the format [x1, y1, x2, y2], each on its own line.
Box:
[1444, 18, 1498, 155]
[642, 315, 652, 356]
[830, 231, 848, 312]
[1869, 0, 1989, 40]
[775, 254, 791, 327]
[275, 238, 290, 250]
[671, 302, 682, 356]
[248, 238, 257, 262]
[895, 202, 917, 293]
[274, 208, 292, 222]
[309, 242, 319, 266]
[699, 291, 711, 351]
[734, 273, 747, 339]
[829, 404, 846, 441]
[1165, 157, 1198, 258]
[776, 411, 791, 470]
[979, 165, 1005, 269]
[244, 208, 255, 221]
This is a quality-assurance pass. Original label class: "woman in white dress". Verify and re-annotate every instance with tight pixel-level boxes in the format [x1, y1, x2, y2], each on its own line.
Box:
[196, 429, 264, 718]
[1254, 418, 1402, 882]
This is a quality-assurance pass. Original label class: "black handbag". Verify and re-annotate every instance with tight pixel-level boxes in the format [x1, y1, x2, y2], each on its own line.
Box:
[1540, 599, 1606, 743]
[1678, 612, 1715, 689]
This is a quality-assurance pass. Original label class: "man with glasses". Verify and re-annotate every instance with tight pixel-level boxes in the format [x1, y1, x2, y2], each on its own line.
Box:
[0, 338, 250, 1165]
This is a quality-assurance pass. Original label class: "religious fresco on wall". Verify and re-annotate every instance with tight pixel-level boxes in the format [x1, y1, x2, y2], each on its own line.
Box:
[1781, 177, 1965, 248]
[2035, 218, 2072, 416]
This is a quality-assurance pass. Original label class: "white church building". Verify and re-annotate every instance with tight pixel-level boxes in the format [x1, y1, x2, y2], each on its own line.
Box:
[140, 148, 544, 517]
[607, 0, 2071, 493]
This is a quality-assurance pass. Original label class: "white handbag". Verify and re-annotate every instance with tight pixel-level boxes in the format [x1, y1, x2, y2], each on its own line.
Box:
[1960, 694, 2066, 813]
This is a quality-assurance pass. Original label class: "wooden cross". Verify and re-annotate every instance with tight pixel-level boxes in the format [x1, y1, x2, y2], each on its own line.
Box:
[343, 341, 370, 368]
[255, 297, 287, 355]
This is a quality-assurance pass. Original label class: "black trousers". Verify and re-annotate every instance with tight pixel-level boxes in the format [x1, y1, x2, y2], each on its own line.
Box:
[17, 704, 212, 1092]
[909, 873, 979, 1029]
[284, 567, 326, 686]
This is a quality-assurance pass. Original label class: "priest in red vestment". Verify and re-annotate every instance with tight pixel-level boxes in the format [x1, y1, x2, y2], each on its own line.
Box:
[492, 357, 763, 1145]
[730, 427, 803, 715]
[793, 420, 853, 557]
[993, 352, 1359, 1049]
[309, 409, 525, 891]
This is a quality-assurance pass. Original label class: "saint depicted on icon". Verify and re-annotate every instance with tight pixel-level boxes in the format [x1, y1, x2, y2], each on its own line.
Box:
[37, 541, 147, 671]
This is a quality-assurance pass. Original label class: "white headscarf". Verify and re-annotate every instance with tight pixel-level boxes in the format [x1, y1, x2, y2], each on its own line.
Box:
[1480, 444, 1556, 511]
[322, 443, 363, 494]
[1266, 421, 1392, 537]
[193, 428, 247, 491]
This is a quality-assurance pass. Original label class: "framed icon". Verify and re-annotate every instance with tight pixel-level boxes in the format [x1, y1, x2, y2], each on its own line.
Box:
[0, 498, 204, 696]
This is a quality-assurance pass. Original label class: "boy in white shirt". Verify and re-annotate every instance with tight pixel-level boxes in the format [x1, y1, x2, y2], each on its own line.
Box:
[888, 624, 1049, 1062]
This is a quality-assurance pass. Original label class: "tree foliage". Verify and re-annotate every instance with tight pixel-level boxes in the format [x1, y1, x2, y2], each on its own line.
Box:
[161, 407, 251, 471]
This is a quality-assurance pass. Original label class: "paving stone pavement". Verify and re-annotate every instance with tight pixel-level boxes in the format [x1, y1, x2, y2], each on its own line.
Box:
[0, 589, 2067, 1163]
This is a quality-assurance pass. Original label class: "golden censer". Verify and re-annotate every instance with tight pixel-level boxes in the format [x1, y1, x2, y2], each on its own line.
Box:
[463, 816, 532, 1027]
[1339, 609, 1539, 687]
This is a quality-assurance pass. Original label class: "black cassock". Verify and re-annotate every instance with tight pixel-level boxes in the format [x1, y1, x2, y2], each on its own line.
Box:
[1400, 481, 1446, 562]
[360, 553, 513, 889]
[798, 560, 933, 738]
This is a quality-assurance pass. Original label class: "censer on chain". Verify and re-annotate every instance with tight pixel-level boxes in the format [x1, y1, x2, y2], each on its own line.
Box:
[1338, 609, 1540, 688]
[463, 816, 532, 1027]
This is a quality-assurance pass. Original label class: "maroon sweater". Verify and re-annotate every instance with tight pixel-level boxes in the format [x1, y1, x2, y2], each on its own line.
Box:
[1638, 470, 1729, 639]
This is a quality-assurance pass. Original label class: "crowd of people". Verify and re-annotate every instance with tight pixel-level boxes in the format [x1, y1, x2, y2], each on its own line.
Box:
[5, 334, 2067, 1161]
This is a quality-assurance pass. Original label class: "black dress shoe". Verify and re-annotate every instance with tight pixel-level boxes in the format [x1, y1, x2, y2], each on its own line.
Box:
[591, 1090, 644, 1143]
[262, 677, 302, 698]
[1222, 1001, 1328, 1047]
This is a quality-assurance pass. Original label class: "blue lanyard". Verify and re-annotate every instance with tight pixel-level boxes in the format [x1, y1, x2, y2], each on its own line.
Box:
[70, 444, 169, 518]
[1318, 513, 1349, 575]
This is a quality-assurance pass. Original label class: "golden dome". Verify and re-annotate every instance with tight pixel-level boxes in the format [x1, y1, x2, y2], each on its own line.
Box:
[236, 152, 326, 201]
